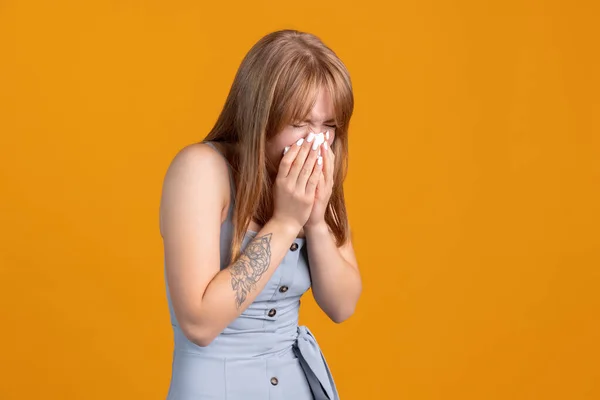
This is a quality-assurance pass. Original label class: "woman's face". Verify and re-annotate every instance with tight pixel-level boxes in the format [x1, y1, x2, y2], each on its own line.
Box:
[266, 86, 337, 172]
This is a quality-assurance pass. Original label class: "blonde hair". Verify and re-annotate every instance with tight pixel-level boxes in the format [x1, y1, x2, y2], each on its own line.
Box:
[203, 29, 354, 263]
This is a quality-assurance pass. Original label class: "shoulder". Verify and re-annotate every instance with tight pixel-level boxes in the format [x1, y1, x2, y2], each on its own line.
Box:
[166, 142, 227, 174]
[162, 142, 231, 189]
[159, 142, 231, 234]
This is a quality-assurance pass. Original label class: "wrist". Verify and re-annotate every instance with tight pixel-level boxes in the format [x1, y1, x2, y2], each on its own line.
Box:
[270, 216, 302, 237]
[304, 221, 329, 235]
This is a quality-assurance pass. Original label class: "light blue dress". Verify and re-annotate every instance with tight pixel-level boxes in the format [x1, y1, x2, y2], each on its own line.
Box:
[163, 141, 339, 399]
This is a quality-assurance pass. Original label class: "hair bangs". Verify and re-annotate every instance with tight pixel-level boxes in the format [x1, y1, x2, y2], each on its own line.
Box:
[270, 60, 324, 135]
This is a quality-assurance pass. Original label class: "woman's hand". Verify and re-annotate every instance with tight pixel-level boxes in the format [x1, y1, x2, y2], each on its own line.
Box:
[305, 132, 334, 230]
[272, 133, 323, 233]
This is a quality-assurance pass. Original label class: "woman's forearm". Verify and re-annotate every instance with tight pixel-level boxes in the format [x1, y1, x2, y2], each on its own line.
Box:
[189, 217, 300, 346]
[305, 222, 362, 323]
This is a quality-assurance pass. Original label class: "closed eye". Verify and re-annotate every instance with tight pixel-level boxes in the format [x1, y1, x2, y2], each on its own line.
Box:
[291, 124, 337, 129]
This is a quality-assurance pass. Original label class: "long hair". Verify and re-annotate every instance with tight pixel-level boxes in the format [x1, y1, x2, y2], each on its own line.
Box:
[202, 29, 354, 264]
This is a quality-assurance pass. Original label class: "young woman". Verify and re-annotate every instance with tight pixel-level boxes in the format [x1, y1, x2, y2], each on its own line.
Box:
[159, 29, 362, 400]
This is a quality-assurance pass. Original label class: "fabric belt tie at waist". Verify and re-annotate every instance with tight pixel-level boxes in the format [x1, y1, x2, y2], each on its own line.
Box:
[294, 325, 339, 400]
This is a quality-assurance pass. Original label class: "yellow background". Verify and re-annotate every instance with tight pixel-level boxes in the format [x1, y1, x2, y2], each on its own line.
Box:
[1, 1, 599, 399]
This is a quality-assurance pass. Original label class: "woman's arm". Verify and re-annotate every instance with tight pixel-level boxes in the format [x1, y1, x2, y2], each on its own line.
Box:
[161, 144, 300, 347]
[304, 222, 362, 323]
[194, 218, 298, 344]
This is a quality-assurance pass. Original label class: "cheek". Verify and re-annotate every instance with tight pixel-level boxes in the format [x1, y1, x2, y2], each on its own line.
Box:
[289, 131, 309, 144]
[269, 129, 313, 158]
[282, 133, 309, 151]
[272, 129, 302, 147]
[267, 138, 291, 163]
[267, 134, 287, 152]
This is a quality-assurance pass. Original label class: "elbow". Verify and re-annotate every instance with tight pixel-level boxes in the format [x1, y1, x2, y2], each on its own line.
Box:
[191, 333, 215, 348]
[330, 305, 357, 324]
[321, 289, 361, 324]
[333, 290, 362, 324]
[330, 293, 361, 324]
[181, 323, 216, 347]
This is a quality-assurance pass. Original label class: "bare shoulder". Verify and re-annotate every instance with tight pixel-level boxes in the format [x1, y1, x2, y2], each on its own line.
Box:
[159, 142, 231, 237]
[163, 142, 229, 181]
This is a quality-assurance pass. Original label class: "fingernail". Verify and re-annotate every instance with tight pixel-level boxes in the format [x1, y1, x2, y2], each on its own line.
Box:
[325, 130, 330, 140]
[323, 141, 328, 151]
[307, 132, 315, 143]
[296, 138, 304, 146]
[317, 156, 323, 165]
[283, 146, 290, 155]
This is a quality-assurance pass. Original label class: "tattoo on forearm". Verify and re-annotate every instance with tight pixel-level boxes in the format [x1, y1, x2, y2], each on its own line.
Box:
[230, 233, 272, 308]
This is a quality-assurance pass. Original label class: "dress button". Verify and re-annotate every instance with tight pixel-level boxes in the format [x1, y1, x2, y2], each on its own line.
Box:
[279, 285, 288, 293]
[290, 242, 299, 251]
[268, 308, 276, 317]
[270, 377, 279, 386]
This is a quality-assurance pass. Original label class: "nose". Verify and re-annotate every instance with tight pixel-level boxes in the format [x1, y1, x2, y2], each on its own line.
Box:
[308, 124, 327, 135]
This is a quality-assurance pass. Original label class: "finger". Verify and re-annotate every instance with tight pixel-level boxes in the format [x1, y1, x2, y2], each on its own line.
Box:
[318, 172, 326, 197]
[295, 133, 322, 189]
[305, 154, 323, 196]
[288, 132, 315, 181]
[321, 140, 329, 182]
[322, 140, 334, 184]
[277, 136, 305, 179]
